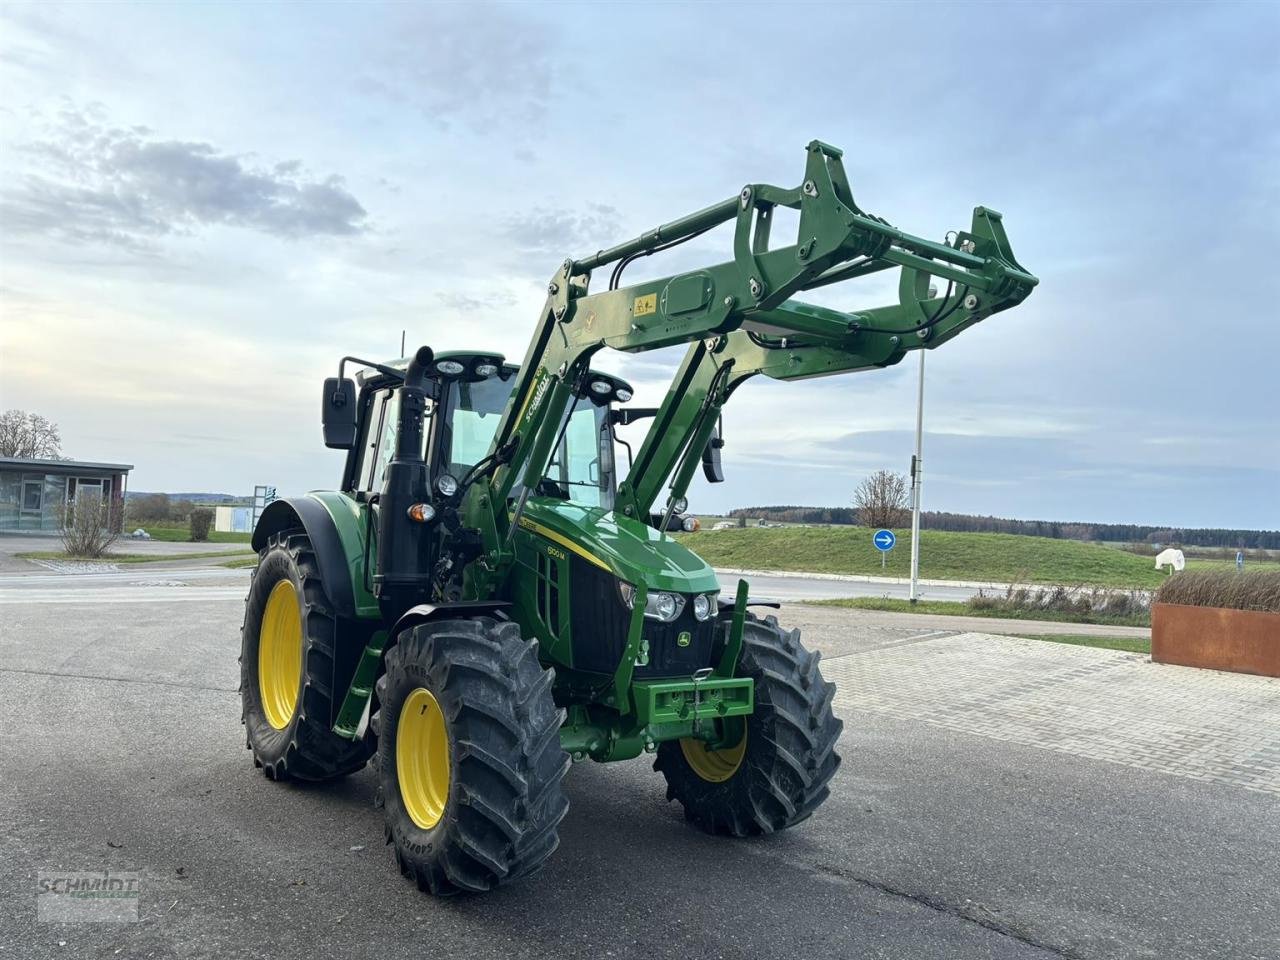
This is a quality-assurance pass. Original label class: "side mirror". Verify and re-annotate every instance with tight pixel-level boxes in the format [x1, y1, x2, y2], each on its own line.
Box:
[610, 407, 660, 426]
[701, 418, 725, 483]
[322, 378, 358, 449]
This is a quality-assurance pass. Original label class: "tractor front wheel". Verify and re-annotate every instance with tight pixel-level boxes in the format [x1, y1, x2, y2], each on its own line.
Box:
[373, 616, 570, 895]
[654, 613, 842, 835]
[239, 530, 373, 781]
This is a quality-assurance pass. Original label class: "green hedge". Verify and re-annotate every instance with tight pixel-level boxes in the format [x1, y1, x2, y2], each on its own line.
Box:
[1155, 570, 1280, 613]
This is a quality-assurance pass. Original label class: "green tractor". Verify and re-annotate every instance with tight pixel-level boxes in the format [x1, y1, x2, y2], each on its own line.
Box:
[240, 140, 1037, 894]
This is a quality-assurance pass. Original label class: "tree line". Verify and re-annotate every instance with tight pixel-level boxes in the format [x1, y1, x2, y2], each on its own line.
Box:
[728, 505, 1280, 549]
[126, 492, 209, 524]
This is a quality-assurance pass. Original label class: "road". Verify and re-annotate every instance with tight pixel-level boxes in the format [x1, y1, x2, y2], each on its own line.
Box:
[2, 556, 1275, 959]
[0, 563, 1000, 605]
[0, 563, 984, 611]
[0, 565, 1146, 639]
[0, 536, 1075, 607]
[726, 570, 983, 603]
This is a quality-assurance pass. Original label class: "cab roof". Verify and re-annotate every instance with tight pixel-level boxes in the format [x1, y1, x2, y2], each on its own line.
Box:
[360, 350, 634, 398]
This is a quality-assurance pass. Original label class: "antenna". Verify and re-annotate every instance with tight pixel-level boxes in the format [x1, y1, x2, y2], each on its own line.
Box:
[400, 329, 406, 356]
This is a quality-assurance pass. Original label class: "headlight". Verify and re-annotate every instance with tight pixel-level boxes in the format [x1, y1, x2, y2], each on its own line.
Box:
[436, 474, 459, 496]
[436, 360, 465, 376]
[615, 388, 632, 402]
[652, 592, 679, 621]
[617, 582, 685, 622]
[681, 516, 700, 532]
[590, 379, 612, 395]
[692, 593, 716, 621]
[475, 362, 498, 377]
[671, 496, 688, 514]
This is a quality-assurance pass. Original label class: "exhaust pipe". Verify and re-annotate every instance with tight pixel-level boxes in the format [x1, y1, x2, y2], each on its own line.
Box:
[376, 346, 433, 592]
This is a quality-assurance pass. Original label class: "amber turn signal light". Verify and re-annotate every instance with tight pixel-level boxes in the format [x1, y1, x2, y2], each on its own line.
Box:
[407, 503, 436, 523]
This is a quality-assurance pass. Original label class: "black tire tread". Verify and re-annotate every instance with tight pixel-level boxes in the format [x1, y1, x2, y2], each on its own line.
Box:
[240, 531, 373, 782]
[653, 613, 842, 836]
[374, 616, 570, 896]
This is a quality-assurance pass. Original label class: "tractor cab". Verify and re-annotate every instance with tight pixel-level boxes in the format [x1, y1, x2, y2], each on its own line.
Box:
[338, 350, 627, 513]
[322, 349, 705, 620]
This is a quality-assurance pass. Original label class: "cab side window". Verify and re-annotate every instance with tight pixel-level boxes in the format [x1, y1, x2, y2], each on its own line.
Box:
[348, 391, 386, 496]
[369, 390, 402, 491]
[350, 388, 429, 494]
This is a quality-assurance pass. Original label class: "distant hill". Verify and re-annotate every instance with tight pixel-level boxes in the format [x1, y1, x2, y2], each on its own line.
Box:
[682, 525, 1278, 588]
[729, 505, 1280, 551]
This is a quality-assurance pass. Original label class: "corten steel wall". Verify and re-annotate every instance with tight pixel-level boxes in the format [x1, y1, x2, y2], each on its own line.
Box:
[1152, 603, 1280, 678]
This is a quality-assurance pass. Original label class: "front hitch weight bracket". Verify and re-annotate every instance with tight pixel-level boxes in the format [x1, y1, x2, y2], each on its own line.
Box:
[716, 578, 749, 677]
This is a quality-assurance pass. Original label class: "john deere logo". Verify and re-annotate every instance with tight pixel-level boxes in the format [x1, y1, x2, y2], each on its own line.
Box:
[677, 631, 691, 647]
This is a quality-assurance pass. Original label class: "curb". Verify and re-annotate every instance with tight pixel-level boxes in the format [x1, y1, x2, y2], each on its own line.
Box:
[715, 567, 1030, 592]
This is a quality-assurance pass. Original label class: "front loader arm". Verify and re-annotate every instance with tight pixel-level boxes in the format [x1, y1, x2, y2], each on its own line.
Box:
[464, 140, 1038, 584]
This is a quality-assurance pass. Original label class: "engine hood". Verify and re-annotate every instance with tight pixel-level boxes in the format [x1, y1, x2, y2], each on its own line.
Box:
[516, 499, 719, 594]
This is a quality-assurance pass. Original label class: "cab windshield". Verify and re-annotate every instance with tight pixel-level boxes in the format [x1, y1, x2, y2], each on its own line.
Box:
[444, 375, 614, 509]
[542, 403, 613, 510]
[445, 375, 514, 478]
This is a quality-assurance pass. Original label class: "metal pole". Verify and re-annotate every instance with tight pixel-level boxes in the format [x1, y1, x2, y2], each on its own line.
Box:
[909, 348, 925, 603]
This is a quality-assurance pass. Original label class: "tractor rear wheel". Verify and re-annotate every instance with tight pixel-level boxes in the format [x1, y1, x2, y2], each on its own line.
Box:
[654, 613, 842, 835]
[239, 529, 374, 781]
[373, 616, 570, 895]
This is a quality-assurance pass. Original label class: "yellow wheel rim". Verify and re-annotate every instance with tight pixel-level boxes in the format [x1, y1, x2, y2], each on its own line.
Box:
[680, 721, 747, 783]
[397, 687, 451, 830]
[258, 579, 302, 730]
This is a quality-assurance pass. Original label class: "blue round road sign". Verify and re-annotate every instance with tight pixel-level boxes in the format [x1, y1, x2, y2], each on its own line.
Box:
[873, 529, 897, 551]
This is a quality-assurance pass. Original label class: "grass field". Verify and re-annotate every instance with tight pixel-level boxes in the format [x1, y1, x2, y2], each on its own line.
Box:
[1183, 557, 1280, 573]
[141, 524, 252, 544]
[811, 596, 1151, 628]
[680, 526, 1173, 588]
[1015, 633, 1151, 655]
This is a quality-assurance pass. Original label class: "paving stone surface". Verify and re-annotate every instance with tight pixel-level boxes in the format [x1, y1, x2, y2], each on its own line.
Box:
[822, 631, 1280, 796]
[27, 558, 120, 574]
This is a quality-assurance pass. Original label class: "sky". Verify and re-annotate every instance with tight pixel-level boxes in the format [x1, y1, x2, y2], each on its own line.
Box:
[1, 1, 1277, 530]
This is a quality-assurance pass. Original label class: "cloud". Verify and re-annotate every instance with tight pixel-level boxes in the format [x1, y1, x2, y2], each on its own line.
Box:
[1, 107, 368, 249]
[502, 203, 622, 260]
[435, 290, 517, 313]
[361, 3, 556, 128]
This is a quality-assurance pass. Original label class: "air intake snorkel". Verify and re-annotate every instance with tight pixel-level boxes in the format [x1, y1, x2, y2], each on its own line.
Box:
[375, 346, 434, 595]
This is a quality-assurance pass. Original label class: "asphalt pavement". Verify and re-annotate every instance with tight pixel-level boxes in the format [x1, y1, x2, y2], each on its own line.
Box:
[1, 557, 1274, 960]
[0, 562, 1017, 606]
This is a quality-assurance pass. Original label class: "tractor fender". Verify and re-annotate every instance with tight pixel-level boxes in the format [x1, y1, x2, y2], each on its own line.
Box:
[252, 497, 357, 621]
[388, 601, 513, 649]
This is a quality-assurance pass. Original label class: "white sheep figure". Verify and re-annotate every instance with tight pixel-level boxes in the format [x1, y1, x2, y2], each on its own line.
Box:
[1154, 548, 1186, 573]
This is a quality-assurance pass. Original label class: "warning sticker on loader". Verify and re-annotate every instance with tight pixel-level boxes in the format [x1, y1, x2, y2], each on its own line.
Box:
[633, 293, 657, 317]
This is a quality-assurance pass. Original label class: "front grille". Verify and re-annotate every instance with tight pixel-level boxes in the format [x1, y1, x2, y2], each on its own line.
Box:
[568, 557, 717, 678]
[568, 559, 631, 673]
